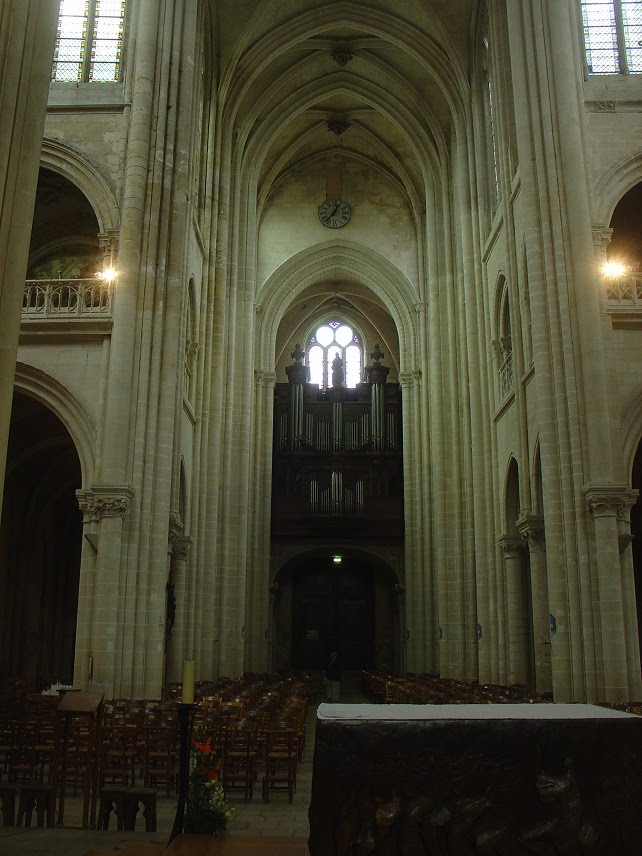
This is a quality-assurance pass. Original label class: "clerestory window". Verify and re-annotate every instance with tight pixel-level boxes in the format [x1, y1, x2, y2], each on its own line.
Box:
[52, 0, 126, 82]
[581, 1, 642, 74]
[307, 321, 363, 390]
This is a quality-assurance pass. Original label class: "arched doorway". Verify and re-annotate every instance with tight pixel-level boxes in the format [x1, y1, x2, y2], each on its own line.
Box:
[0, 391, 82, 688]
[271, 550, 400, 673]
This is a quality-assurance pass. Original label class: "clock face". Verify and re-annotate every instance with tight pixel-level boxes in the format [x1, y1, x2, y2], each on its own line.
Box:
[318, 198, 351, 229]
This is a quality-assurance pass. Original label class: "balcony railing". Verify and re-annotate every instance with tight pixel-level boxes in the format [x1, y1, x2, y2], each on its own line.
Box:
[606, 270, 642, 306]
[22, 279, 113, 321]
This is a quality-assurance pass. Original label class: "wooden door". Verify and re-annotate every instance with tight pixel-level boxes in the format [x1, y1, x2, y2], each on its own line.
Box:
[292, 560, 373, 669]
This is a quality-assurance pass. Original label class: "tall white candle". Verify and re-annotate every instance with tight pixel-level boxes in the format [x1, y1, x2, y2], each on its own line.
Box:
[182, 659, 195, 704]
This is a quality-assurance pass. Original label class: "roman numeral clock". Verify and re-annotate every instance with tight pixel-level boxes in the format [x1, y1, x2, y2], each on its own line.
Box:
[318, 198, 351, 229]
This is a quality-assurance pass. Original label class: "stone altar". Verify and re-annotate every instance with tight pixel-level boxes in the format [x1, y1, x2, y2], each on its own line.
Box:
[309, 703, 642, 854]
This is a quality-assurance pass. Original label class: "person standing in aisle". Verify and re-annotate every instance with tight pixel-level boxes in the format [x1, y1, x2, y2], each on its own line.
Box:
[325, 650, 342, 701]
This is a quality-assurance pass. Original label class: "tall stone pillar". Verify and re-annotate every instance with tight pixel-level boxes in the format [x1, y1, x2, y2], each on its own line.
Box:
[500, 536, 530, 686]
[400, 370, 428, 673]
[75, 486, 134, 697]
[0, 1, 58, 513]
[585, 486, 642, 701]
[616, 491, 641, 693]
[517, 514, 552, 694]
[245, 369, 277, 673]
[166, 534, 192, 684]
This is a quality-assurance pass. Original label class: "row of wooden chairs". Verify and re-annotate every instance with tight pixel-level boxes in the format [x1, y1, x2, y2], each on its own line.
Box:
[362, 671, 553, 705]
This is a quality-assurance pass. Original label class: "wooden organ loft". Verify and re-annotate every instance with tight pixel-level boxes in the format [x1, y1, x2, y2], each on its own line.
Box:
[271, 345, 404, 538]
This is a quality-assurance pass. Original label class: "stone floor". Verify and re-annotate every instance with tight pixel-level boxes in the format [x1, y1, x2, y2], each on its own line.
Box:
[0, 676, 364, 855]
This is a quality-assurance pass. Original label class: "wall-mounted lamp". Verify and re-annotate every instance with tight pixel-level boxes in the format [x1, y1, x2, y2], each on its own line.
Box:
[332, 556, 342, 565]
[602, 260, 630, 278]
[96, 266, 118, 282]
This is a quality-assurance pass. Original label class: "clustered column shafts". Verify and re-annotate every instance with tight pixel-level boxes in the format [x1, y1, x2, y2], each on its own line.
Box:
[0, 0, 58, 516]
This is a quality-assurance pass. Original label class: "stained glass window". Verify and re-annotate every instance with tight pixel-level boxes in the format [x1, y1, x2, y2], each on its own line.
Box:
[581, 1, 642, 74]
[53, 0, 125, 82]
[307, 322, 363, 390]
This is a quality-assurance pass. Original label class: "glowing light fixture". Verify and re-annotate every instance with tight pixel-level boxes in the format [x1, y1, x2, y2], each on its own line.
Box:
[100, 266, 118, 282]
[333, 556, 342, 564]
[602, 260, 629, 278]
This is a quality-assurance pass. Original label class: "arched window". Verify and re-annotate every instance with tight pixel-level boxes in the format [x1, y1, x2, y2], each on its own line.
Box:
[52, 0, 126, 83]
[581, 1, 642, 75]
[479, 6, 501, 217]
[307, 321, 363, 390]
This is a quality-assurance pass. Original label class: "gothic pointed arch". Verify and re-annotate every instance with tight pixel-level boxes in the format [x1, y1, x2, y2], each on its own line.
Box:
[40, 138, 120, 234]
[594, 148, 642, 228]
[255, 241, 418, 371]
[12, 362, 96, 486]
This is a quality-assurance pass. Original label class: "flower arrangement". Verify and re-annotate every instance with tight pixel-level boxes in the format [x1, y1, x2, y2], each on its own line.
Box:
[186, 739, 234, 835]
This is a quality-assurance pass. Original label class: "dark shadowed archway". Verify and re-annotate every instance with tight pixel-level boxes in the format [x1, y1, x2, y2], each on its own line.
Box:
[0, 391, 82, 688]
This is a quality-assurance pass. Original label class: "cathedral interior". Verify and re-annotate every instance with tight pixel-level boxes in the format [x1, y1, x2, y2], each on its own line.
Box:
[1, 0, 642, 709]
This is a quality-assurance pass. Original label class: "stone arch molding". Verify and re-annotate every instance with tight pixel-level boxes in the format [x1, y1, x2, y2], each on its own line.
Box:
[255, 241, 419, 371]
[13, 362, 96, 487]
[270, 541, 403, 588]
[593, 148, 642, 228]
[40, 138, 120, 234]
[621, 386, 642, 483]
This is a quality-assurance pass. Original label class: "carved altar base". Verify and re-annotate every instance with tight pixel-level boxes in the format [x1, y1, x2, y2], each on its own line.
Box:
[309, 703, 642, 855]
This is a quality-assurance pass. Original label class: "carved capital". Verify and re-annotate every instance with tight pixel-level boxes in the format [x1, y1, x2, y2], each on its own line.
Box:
[170, 534, 192, 561]
[399, 370, 420, 389]
[97, 230, 119, 258]
[516, 513, 546, 552]
[76, 485, 134, 523]
[255, 369, 277, 389]
[500, 535, 525, 557]
[584, 484, 638, 520]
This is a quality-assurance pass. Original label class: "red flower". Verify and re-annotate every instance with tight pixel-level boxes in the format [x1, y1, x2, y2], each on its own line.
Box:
[194, 740, 213, 755]
[208, 769, 219, 782]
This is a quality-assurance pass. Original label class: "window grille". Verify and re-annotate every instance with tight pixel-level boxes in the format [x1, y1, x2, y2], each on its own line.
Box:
[582, 1, 642, 74]
[52, 0, 126, 82]
[307, 321, 363, 390]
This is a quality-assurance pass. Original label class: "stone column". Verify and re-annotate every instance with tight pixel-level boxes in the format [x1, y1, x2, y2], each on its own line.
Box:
[585, 485, 642, 701]
[245, 369, 276, 673]
[166, 534, 192, 684]
[500, 536, 530, 685]
[616, 491, 641, 694]
[75, 486, 134, 697]
[400, 370, 428, 673]
[0, 1, 58, 513]
[517, 514, 552, 694]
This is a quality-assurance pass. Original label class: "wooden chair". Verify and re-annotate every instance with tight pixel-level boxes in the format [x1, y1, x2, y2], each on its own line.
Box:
[99, 721, 137, 788]
[143, 724, 179, 796]
[262, 728, 297, 803]
[222, 722, 257, 802]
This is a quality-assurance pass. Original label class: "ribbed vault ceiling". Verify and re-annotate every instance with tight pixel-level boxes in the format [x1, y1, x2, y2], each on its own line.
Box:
[215, 0, 477, 212]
